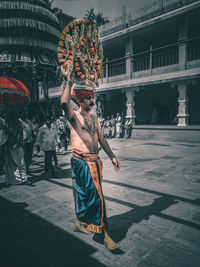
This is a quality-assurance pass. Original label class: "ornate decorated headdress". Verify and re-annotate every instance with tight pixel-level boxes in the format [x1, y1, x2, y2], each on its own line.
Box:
[58, 18, 103, 90]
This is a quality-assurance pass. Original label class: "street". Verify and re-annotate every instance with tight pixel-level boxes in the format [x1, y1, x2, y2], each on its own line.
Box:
[0, 139, 200, 267]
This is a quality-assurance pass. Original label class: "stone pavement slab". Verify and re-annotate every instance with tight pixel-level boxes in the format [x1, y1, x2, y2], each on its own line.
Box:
[0, 139, 200, 267]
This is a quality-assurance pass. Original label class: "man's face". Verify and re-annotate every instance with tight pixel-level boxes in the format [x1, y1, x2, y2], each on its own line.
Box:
[80, 96, 95, 112]
[46, 119, 51, 127]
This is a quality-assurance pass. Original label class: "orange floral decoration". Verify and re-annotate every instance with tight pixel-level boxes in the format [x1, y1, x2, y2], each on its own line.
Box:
[58, 19, 103, 88]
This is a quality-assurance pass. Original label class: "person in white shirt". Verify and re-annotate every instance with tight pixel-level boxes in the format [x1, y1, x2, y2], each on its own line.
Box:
[36, 117, 59, 175]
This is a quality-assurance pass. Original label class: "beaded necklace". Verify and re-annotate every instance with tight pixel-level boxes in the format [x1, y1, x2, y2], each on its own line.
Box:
[78, 110, 97, 137]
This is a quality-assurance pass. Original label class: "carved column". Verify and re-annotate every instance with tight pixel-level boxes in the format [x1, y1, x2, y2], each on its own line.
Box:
[91, 94, 98, 116]
[179, 15, 188, 70]
[96, 94, 105, 117]
[125, 36, 133, 79]
[125, 89, 136, 124]
[105, 93, 112, 116]
[31, 77, 38, 102]
[42, 72, 49, 100]
[177, 83, 189, 126]
[31, 67, 38, 102]
[105, 58, 109, 83]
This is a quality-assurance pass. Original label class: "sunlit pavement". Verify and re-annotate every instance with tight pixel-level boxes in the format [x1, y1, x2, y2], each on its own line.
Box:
[0, 139, 200, 267]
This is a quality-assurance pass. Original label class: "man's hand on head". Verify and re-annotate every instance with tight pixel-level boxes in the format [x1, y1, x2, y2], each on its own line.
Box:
[112, 157, 120, 172]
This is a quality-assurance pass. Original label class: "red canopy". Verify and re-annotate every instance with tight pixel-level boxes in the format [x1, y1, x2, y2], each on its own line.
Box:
[0, 77, 30, 104]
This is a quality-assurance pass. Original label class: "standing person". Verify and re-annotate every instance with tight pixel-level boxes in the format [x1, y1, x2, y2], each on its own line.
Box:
[0, 114, 8, 175]
[50, 115, 59, 168]
[56, 114, 68, 152]
[124, 118, 132, 139]
[51, 115, 60, 153]
[32, 116, 40, 156]
[35, 116, 58, 175]
[103, 117, 108, 137]
[19, 112, 34, 173]
[116, 113, 122, 138]
[61, 84, 121, 251]
[98, 115, 104, 133]
[4, 112, 30, 185]
[104, 116, 111, 138]
[110, 114, 116, 138]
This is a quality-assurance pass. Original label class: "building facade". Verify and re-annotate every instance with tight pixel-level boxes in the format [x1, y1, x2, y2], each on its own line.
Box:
[97, 0, 200, 140]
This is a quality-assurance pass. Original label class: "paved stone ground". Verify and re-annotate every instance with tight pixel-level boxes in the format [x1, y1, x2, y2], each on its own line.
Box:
[0, 139, 200, 267]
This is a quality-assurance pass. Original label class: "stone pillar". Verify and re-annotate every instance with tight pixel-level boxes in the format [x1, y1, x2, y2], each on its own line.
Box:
[106, 57, 109, 83]
[105, 93, 112, 116]
[125, 36, 133, 79]
[96, 94, 105, 117]
[42, 73, 49, 100]
[177, 83, 189, 126]
[30, 67, 38, 102]
[125, 89, 136, 124]
[91, 94, 98, 116]
[179, 15, 188, 70]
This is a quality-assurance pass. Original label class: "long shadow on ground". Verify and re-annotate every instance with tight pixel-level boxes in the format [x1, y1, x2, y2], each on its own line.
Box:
[107, 196, 178, 242]
[94, 196, 177, 246]
[0, 196, 107, 267]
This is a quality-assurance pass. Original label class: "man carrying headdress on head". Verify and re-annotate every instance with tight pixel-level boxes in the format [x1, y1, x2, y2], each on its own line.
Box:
[59, 18, 120, 251]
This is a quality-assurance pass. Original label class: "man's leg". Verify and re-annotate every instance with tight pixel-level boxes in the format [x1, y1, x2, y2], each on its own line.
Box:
[44, 151, 50, 172]
[60, 134, 64, 150]
[0, 145, 5, 175]
[49, 151, 55, 175]
[25, 142, 33, 172]
[63, 134, 68, 150]
[73, 219, 92, 234]
[23, 143, 28, 169]
[52, 150, 58, 167]
[104, 230, 120, 251]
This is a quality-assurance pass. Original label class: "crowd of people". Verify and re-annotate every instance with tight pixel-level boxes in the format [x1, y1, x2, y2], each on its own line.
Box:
[0, 106, 70, 185]
[0, 104, 133, 186]
[98, 113, 133, 139]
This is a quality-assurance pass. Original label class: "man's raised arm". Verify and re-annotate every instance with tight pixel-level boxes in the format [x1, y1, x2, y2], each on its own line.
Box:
[61, 82, 74, 120]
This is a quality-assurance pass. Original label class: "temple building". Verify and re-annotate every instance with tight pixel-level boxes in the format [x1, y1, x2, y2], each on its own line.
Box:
[97, 0, 200, 141]
[0, 0, 61, 102]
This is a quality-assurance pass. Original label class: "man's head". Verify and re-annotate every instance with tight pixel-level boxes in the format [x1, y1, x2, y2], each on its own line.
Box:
[73, 89, 95, 112]
[19, 110, 27, 121]
[45, 116, 52, 128]
[51, 115, 56, 123]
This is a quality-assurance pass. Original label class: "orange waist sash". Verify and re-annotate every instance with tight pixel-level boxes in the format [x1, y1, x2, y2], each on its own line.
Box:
[72, 149, 99, 162]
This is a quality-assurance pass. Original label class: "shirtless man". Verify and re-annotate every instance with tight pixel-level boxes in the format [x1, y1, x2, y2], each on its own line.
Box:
[61, 83, 120, 251]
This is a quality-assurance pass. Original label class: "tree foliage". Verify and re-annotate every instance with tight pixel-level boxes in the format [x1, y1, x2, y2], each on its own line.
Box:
[44, 0, 54, 8]
[84, 8, 109, 28]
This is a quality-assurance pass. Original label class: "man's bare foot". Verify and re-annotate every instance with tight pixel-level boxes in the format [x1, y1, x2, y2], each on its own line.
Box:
[73, 220, 92, 234]
[104, 231, 120, 251]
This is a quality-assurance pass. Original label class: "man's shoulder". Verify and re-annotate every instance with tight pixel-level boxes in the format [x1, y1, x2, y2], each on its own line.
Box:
[39, 125, 46, 131]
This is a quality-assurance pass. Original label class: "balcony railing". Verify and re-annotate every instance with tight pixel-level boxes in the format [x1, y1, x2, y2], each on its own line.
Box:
[152, 46, 179, 69]
[108, 62, 126, 77]
[133, 54, 150, 72]
[129, 0, 197, 27]
[103, 37, 199, 78]
[133, 45, 178, 72]
[187, 37, 200, 61]
[103, 59, 126, 77]
[99, 0, 198, 37]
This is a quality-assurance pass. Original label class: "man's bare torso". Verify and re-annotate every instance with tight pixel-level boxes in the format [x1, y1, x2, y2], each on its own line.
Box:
[68, 110, 99, 154]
